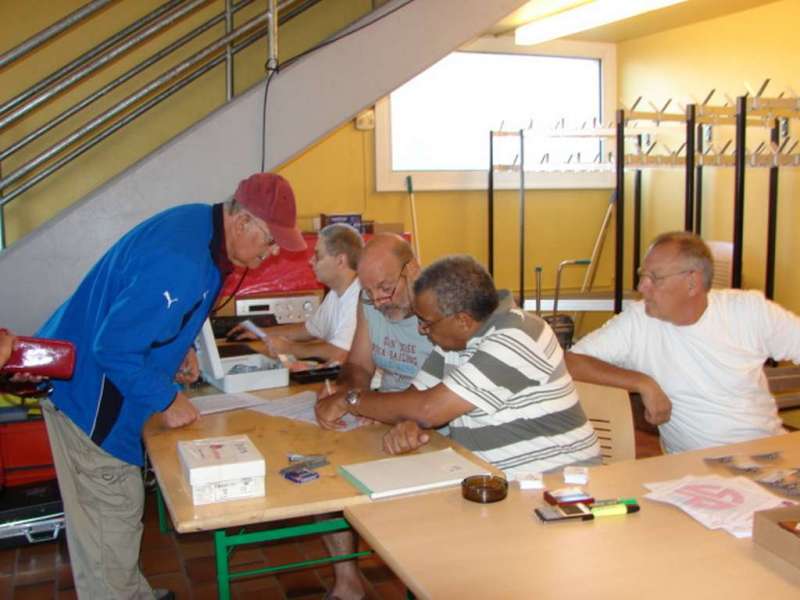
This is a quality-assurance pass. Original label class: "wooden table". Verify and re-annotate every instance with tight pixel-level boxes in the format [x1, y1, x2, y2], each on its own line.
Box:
[143, 383, 491, 599]
[345, 432, 800, 600]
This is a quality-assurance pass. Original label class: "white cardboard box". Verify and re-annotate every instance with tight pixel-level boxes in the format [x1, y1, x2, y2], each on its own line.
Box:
[195, 319, 289, 393]
[178, 434, 266, 506]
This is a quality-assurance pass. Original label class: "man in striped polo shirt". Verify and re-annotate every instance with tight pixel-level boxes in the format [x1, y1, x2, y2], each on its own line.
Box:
[316, 255, 600, 475]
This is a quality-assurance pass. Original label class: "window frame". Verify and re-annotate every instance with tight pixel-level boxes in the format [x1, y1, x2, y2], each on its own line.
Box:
[375, 37, 617, 192]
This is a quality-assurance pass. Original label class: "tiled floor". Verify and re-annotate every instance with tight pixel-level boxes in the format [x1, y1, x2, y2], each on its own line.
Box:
[0, 430, 662, 599]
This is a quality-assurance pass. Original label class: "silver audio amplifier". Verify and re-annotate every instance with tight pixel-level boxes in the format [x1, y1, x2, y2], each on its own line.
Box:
[236, 294, 320, 324]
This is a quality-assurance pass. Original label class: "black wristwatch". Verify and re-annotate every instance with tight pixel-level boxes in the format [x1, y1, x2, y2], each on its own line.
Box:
[345, 388, 361, 412]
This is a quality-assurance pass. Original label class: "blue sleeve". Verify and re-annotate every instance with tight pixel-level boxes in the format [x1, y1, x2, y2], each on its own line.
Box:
[92, 253, 208, 412]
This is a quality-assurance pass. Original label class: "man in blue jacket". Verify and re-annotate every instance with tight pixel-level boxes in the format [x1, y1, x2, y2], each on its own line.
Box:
[38, 172, 306, 599]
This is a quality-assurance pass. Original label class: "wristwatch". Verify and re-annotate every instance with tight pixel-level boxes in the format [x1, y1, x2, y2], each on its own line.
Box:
[345, 388, 361, 412]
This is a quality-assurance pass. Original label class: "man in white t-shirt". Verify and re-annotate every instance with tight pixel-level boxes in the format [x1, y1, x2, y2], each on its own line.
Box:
[229, 223, 363, 362]
[567, 231, 800, 454]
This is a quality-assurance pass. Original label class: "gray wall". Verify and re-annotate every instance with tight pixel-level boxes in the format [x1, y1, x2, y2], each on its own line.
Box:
[0, 0, 526, 333]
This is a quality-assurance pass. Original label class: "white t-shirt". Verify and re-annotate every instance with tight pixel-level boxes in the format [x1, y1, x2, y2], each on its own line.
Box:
[304, 278, 361, 351]
[571, 289, 800, 453]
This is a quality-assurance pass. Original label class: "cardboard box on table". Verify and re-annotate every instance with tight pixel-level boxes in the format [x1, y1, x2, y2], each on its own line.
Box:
[178, 434, 266, 506]
[753, 506, 800, 570]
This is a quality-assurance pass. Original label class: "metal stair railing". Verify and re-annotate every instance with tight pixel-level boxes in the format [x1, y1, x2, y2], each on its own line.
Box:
[0, 0, 321, 251]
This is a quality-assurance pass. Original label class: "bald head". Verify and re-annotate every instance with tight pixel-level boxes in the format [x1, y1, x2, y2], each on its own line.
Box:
[358, 233, 418, 321]
[361, 233, 414, 267]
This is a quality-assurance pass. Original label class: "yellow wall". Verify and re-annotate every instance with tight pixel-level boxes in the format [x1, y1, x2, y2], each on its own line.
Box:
[0, 0, 372, 245]
[617, 0, 800, 313]
[277, 120, 616, 311]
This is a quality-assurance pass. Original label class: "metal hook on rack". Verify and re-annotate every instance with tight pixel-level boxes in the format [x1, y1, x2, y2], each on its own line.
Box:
[643, 98, 674, 125]
[747, 78, 771, 109]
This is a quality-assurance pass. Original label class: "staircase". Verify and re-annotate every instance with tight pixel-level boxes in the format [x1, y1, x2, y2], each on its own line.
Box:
[0, 0, 527, 333]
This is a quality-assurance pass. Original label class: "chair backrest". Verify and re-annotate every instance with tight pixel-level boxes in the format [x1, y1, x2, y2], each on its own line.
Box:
[706, 240, 733, 289]
[575, 381, 636, 464]
[765, 365, 800, 409]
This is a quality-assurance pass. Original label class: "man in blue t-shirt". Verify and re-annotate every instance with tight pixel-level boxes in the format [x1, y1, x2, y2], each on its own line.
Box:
[37, 173, 305, 600]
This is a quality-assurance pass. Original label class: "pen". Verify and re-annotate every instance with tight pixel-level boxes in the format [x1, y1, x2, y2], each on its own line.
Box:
[324, 379, 334, 396]
[241, 319, 268, 342]
[591, 502, 640, 518]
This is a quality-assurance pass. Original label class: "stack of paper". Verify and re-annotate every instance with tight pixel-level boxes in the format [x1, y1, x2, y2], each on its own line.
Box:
[250, 391, 360, 430]
[190, 391, 361, 430]
[339, 448, 488, 499]
[644, 474, 795, 538]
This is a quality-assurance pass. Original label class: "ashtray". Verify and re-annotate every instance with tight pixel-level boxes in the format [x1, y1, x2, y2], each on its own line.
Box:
[461, 475, 508, 503]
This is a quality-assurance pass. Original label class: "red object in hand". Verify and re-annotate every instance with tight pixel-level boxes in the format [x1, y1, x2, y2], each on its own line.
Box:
[1, 336, 76, 379]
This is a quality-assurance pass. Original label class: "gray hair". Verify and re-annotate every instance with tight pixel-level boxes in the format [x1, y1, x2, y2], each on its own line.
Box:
[225, 197, 245, 216]
[319, 223, 364, 270]
[414, 255, 498, 321]
[650, 231, 714, 290]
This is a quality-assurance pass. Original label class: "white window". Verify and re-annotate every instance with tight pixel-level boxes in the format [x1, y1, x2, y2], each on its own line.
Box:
[375, 37, 616, 191]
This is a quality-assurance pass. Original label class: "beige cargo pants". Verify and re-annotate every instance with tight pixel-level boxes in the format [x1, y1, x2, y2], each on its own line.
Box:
[41, 399, 155, 599]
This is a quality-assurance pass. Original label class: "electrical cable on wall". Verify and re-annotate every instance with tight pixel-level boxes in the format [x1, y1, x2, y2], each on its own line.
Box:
[257, 0, 416, 172]
[259, 65, 277, 172]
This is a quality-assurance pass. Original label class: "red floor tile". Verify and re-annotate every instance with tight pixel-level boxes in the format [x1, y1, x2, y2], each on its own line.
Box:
[0, 548, 16, 576]
[185, 555, 218, 584]
[12, 580, 55, 600]
[276, 569, 326, 598]
[141, 545, 182, 576]
[237, 586, 286, 600]
[55, 561, 74, 590]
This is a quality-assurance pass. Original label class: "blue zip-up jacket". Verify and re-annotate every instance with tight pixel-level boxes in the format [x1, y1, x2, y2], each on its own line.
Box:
[38, 204, 225, 466]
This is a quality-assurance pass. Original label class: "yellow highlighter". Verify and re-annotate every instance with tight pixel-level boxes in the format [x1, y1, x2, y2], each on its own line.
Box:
[591, 502, 640, 518]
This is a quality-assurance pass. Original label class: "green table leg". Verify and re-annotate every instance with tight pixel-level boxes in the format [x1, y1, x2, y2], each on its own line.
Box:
[215, 530, 232, 600]
[212, 517, 371, 599]
[155, 485, 170, 534]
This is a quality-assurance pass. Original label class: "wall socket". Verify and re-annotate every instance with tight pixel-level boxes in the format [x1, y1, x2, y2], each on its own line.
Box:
[355, 108, 375, 130]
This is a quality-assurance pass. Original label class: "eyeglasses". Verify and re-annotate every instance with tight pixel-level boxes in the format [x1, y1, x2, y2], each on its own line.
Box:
[250, 219, 276, 254]
[360, 259, 410, 306]
[636, 268, 693, 286]
[416, 312, 451, 333]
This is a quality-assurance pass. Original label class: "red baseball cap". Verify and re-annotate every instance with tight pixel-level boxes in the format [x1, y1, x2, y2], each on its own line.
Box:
[234, 173, 307, 252]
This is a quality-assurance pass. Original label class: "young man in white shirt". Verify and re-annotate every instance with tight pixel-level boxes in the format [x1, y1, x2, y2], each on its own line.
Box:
[566, 231, 800, 453]
[229, 223, 363, 362]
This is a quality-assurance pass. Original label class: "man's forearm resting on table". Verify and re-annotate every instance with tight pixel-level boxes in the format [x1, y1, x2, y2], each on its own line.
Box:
[350, 385, 467, 429]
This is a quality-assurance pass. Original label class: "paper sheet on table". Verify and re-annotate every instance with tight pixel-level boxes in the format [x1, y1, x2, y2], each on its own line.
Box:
[644, 474, 795, 538]
[190, 392, 268, 415]
[249, 391, 361, 431]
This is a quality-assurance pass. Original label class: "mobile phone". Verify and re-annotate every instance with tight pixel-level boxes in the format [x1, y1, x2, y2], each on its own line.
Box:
[282, 467, 320, 484]
[535, 502, 593, 523]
